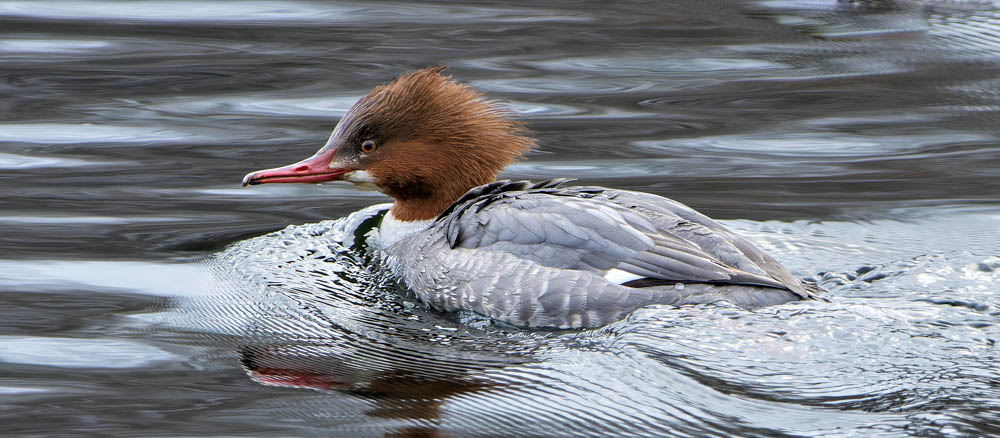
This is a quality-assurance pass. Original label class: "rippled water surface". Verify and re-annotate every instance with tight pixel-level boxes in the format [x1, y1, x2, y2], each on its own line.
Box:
[2, 1, 1000, 436]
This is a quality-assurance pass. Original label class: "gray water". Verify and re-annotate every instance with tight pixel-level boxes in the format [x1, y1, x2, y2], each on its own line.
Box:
[2, 0, 1000, 436]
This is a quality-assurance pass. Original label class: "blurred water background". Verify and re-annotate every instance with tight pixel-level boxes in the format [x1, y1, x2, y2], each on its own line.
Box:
[1, 0, 999, 436]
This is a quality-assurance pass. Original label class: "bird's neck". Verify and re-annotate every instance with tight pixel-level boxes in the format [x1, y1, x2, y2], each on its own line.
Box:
[388, 197, 456, 222]
[378, 208, 435, 248]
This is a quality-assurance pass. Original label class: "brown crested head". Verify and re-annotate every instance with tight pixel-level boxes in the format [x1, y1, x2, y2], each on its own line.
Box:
[345, 67, 534, 217]
[242, 66, 535, 221]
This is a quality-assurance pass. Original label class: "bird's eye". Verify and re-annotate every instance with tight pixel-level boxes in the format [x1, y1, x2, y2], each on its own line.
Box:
[360, 140, 377, 153]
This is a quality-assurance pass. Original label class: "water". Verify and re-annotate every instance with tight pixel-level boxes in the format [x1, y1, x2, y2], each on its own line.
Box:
[2, 0, 999, 436]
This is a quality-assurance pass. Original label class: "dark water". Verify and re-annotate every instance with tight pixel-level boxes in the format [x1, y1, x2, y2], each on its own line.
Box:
[2, 0, 1000, 436]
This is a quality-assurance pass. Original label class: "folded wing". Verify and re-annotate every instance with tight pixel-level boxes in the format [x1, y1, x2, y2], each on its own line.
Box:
[436, 180, 816, 299]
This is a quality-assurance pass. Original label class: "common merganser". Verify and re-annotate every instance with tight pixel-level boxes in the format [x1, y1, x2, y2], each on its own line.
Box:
[242, 67, 821, 329]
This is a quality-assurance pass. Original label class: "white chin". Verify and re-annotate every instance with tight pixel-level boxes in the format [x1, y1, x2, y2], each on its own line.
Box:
[343, 170, 380, 192]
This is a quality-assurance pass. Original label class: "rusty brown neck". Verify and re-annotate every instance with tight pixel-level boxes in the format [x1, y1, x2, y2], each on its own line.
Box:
[376, 145, 501, 222]
[389, 197, 460, 222]
[387, 172, 492, 221]
[384, 167, 498, 222]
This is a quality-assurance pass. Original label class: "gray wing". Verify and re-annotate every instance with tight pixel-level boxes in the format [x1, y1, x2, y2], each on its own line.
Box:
[599, 189, 820, 298]
[439, 185, 816, 299]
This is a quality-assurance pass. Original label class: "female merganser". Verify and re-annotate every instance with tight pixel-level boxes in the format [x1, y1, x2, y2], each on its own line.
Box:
[242, 67, 821, 329]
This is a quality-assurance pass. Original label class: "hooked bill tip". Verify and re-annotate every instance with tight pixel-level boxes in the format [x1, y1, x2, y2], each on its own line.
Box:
[241, 172, 258, 187]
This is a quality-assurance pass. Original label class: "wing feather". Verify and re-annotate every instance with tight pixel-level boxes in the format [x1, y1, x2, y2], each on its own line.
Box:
[433, 181, 817, 298]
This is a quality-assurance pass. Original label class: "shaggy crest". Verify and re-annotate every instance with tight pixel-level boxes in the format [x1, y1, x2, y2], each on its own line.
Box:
[344, 66, 534, 166]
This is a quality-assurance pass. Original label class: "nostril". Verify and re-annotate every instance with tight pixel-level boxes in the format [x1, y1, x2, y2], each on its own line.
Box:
[295, 166, 308, 172]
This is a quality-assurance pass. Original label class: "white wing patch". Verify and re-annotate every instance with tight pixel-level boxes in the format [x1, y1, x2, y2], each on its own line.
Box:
[604, 268, 644, 284]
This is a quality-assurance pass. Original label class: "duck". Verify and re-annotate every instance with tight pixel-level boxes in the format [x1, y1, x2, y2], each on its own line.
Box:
[242, 66, 821, 329]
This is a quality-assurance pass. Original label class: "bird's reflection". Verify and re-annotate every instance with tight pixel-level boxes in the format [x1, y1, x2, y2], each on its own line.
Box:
[239, 340, 505, 438]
